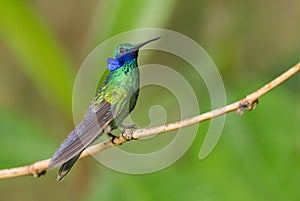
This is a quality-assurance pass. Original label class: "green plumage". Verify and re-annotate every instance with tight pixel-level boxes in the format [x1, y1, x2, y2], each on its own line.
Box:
[48, 37, 160, 181]
[94, 57, 140, 126]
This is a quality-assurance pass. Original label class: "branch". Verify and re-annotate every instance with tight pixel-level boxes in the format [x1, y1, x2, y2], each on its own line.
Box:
[0, 62, 299, 179]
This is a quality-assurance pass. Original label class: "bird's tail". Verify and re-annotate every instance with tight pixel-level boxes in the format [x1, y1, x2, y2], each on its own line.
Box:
[57, 152, 82, 182]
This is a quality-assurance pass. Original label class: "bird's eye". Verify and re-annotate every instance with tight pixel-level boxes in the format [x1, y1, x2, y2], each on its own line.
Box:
[119, 47, 124, 54]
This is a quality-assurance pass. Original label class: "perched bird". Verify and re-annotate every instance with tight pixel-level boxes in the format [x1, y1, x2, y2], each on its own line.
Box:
[48, 37, 161, 181]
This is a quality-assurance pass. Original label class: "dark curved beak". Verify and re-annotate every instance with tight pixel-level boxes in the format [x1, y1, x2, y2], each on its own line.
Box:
[134, 37, 161, 49]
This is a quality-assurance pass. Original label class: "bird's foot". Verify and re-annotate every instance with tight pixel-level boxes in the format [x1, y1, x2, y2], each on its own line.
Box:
[108, 124, 137, 144]
[121, 124, 137, 133]
[121, 124, 137, 141]
[103, 125, 118, 144]
[107, 132, 118, 144]
[122, 128, 134, 141]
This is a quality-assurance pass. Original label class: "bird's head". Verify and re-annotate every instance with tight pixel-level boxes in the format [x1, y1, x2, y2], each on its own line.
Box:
[107, 37, 160, 71]
[114, 43, 136, 58]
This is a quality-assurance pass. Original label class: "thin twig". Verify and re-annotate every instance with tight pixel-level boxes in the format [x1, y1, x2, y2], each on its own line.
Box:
[0, 62, 299, 180]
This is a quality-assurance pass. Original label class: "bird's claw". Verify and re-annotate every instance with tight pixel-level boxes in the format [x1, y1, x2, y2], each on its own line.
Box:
[122, 124, 137, 130]
[107, 133, 115, 144]
[108, 124, 137, 144]
[122, 128, 134, 141]
[121, 124, 137, 133]
[119, 124, 137, 141]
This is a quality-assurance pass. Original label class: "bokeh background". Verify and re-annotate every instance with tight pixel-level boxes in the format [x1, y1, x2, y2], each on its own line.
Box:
[0, 0, 300, 201]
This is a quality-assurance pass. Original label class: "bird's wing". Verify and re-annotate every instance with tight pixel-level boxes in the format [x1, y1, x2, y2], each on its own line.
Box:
[48, 100, 114, 169]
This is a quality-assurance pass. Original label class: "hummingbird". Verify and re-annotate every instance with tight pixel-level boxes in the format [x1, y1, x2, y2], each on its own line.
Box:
[48, 37, 160, 181]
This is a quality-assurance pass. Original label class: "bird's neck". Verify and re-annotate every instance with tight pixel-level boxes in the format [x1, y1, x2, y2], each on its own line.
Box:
[93, 58, 139, 106]
[117, 58, 138, 74]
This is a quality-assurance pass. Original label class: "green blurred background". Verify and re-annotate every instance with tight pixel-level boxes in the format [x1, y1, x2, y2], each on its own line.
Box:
[0, 0, 299, 201]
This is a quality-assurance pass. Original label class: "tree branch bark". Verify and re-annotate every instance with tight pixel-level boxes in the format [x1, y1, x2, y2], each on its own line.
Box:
[0, 62, 299, 180]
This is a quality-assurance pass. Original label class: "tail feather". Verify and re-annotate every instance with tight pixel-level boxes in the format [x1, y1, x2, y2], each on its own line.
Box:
[57, 152, 82, 182]
[49, 101, 114, 181]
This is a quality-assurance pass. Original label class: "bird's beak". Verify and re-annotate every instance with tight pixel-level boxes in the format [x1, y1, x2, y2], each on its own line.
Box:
[134, 37, 161, 50]
[116, 37, 161, 60]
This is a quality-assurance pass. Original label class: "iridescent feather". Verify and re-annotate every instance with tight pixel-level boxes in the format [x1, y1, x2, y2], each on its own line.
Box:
[48, 37, 160, 181]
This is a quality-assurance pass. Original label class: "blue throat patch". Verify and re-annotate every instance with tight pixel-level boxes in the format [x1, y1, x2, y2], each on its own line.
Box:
[107, 50, 138, 71]
[107, 58, 120, 71]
